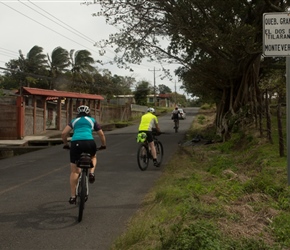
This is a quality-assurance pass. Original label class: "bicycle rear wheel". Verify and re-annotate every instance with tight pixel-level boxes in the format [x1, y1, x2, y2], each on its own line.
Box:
[77, 171, 87, 222]
[155, 141, 164, 166]
[174, 121, 178, 133]
[137, 144, 149, 171]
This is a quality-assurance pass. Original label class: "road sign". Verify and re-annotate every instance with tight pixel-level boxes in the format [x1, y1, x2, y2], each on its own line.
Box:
[263, 12, 290, 57]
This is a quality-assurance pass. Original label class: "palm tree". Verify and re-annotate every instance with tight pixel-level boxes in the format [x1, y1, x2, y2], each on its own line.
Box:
[69, 49, 95, 91]
[19, 45, 48, 88]
[47, 46, 70, 89]
[26, 45, 47, 71]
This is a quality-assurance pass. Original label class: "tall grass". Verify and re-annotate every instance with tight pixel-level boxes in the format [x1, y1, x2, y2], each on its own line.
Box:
[111, 108, 290, 250]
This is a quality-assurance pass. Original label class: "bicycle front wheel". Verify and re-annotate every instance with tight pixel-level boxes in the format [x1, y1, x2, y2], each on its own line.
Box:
[155, 141, 164, 166]
[77, 171, 87, 222]
[137, 144, 149, 171]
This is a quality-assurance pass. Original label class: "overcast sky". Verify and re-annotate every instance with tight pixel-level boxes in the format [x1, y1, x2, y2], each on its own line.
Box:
[0, 0, 185, 95]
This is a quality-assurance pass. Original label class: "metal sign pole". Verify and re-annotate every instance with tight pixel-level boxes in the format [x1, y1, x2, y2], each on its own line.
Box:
[287, 57, 290, 185]
[263, 12, 290, 184]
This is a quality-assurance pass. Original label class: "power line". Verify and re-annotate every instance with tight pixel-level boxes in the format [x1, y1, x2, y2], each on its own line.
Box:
[0, 1, 165, 70]
[148, 67, 161, 107]
[23, 1, 119, 57]
[0, 2, 176, 83]
[25, 0, 95, 44]
[0, 1, 111, 60]
[18, 1, 159, 68]
[0, 52, 17, 58]
[0, 47, 19, 56]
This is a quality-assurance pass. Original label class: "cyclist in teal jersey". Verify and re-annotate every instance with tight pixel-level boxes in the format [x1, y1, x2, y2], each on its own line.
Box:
[62, 105, 106, 204]
[138, 107, 161, 166]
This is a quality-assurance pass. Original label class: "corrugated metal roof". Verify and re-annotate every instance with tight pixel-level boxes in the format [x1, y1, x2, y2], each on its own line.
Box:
[159, 93, 172, 98]
[22, 87, 104, 100]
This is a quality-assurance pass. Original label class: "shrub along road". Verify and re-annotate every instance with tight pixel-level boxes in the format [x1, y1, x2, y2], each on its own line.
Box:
[0, 108, 199, 250]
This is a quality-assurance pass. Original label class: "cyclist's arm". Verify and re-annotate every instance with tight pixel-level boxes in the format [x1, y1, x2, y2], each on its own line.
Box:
[97, 129, 106, 147]
[62, 125, 72, 146]
[93, 122, 106, 147]
[154, 118, 161, 133]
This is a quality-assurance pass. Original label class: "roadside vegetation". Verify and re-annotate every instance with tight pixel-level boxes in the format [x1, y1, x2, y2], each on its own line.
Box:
[111, 105, 290, 250]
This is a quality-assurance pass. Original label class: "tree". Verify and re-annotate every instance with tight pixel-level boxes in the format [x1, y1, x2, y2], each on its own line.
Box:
[158, 84, 172, 94]
[3, 45, 49, 89]
[90, 70, 112, 96]
[47, 46, 70, 89]
[134, 81, 150, 105]
[111, 75, 134, 95]
[2, 59, 24, 89]
[24, 45, 49, 88]
[69, 49, 95, 91]
[94, 0, 288, 140]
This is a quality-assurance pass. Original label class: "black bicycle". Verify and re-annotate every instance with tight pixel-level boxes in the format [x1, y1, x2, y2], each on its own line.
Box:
[173, 119, 179, 133]
[76, 153, 92, 222]
[63, 145, 105, 222]
[137, 130, 164, 171]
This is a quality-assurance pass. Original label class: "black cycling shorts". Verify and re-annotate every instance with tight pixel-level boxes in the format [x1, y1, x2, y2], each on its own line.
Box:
[70, 140, 97, 164]
[139, 130, 153, 143]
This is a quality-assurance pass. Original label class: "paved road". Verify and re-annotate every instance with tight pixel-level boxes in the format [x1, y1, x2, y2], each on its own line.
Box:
[0, 108, 199, 250]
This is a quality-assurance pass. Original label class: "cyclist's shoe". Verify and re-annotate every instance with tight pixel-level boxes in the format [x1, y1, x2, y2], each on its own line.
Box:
[69, 196, 76, 204]
[153, 159, 159, 167]
[89, 173, 95, 184]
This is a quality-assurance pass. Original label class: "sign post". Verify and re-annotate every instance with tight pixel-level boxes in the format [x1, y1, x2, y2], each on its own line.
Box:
[263, 12, 290, 184]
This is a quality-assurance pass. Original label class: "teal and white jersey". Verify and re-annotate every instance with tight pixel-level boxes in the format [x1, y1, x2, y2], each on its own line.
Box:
[68, 116, 101, 141]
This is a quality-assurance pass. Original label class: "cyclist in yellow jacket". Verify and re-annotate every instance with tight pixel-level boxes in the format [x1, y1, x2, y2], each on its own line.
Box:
[138, 107, 161, 166]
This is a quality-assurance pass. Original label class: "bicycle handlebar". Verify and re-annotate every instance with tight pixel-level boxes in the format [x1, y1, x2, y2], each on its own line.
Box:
[153, 131, 167, 136]
[97, 145, 106, 150]
[63, 144, 70, 150]
[63, 144, 107, 150]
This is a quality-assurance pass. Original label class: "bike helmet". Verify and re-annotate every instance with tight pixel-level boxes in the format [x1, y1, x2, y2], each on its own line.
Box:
[147, 107, 155, 113]
[77, 105, 90, 114]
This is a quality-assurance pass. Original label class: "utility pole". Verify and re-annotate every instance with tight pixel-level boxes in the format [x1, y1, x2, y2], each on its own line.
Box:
[148, 67, 160, 107]
[174, 80, 177, 106]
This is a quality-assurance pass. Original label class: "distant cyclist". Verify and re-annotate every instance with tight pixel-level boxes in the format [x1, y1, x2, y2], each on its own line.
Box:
[62, 105, 106, 204]
[138, 107, 161, 167]
[171, 107, 180, 128]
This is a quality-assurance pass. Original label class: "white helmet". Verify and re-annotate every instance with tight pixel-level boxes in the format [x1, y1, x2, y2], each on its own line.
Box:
[77, 105, 90, 114]
[147, 107, 155, 113]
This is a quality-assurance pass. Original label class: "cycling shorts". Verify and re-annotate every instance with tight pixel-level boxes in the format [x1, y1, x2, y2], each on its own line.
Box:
[139, 130, 153, 143]
[70, 140, 97, 164]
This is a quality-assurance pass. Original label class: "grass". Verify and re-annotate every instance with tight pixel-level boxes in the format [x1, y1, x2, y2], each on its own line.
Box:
[110, 108, 290, 250]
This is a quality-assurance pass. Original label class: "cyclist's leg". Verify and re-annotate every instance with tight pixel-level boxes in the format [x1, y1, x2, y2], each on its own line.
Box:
[87, 140, 97, 183]
[69, 141, 82, 202]
[144, 131, 156, 158]
[89, 155, 97, 183]
[90, 155, 97, 173]
[70, 163, 81, 198]
[148, 141, 157, 159]
[145, 132, 156, 159]
[77, 140, 97, 183]
[149, 141, 159, 166]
